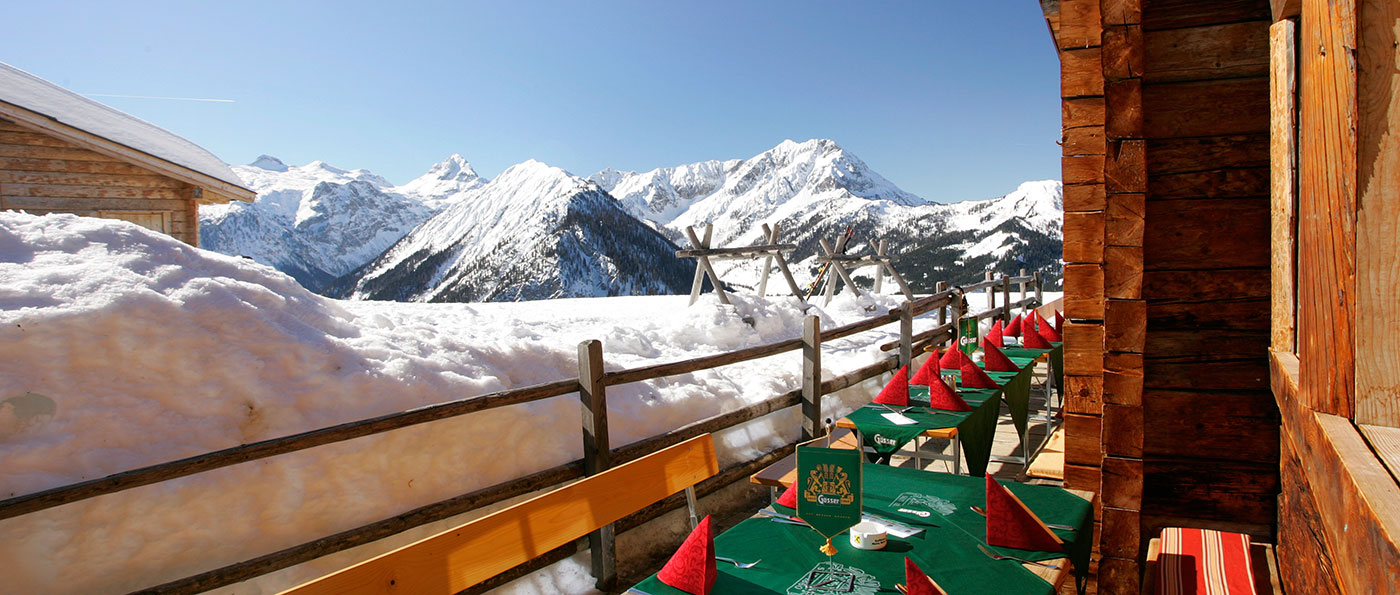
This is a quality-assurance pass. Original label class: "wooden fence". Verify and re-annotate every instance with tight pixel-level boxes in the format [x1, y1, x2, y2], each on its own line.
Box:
[0, 271, 1043, 594]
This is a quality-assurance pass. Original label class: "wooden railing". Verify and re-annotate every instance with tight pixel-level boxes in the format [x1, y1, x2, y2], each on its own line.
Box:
[0, 271, 1043, 594]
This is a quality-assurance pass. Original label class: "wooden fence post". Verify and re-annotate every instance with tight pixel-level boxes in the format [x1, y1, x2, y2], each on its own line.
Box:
[936, 280, 948, 333]
[1001, 274, 1012, 324]
[949, 288, 964, 350]
[874, 239, 888, 294]
[899, 301, 913, 371]
[1018, 268, 1028, 314]
[577, 340, 615, 590]
[801, 315, 822, 441]
[1033, 272, 1043, 307]
[985, 271, 996, 319]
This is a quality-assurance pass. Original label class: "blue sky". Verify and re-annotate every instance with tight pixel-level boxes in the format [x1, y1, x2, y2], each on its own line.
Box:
[3, 1, 1059, 203]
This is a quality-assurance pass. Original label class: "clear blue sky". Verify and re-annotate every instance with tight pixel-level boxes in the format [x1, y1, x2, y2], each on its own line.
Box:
[3, 1, 1060, 204]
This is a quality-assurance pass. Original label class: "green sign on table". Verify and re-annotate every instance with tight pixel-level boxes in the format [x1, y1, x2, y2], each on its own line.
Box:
[795, 445, 863, 555]
[959, 317, 979, 354]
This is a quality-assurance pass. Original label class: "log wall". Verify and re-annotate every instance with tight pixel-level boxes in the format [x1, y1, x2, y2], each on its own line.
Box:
[1049, 1, 1278, 592]
[0, 117, 200, 246]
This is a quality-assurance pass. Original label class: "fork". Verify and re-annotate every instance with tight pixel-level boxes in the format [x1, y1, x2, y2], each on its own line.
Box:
[715, 556, 761, 569]
[977, 544, 1060, 569]
[969, 505, 1076, 531]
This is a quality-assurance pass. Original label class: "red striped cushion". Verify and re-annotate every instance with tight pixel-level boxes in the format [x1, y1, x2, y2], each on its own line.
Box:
[1157, 528, 1257, 595]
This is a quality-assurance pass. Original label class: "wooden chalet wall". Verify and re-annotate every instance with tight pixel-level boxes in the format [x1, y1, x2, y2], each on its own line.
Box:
[0, 117, 203, 246]
[1270, 0, 1400, 592]
[1045, 0, 1278, 592]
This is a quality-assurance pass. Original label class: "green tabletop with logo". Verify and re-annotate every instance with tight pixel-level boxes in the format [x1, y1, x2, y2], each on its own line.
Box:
[628, 464, 1093, 595]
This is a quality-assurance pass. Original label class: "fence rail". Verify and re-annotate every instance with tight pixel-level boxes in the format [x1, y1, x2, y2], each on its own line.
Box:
[1, 269, 1044, 594]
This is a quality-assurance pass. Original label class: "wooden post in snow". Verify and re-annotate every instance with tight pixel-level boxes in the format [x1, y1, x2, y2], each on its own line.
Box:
[801, 315, 822, 441]
[873, 239, 888, 294]
[898, 301, 913, 371]
[683, 225, 731, 306]
[577, 340, 615, 589]
[1018, 268, 1029, 315]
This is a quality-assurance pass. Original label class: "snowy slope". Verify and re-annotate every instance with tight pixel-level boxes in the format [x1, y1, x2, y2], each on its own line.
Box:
[199, 156, 474, 292]
[337, 160, 693, 302]
[0, 211, 931, 594]
[591, 140, 1064, 291]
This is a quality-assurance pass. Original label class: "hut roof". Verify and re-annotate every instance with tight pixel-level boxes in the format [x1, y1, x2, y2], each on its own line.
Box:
[0, 61, 253, 201]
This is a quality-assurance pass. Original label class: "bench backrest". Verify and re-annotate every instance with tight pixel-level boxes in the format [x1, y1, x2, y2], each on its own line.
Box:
[280, 433, 719, 595]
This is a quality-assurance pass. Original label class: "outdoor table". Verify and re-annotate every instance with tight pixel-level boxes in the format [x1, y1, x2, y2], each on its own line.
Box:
[835, 343, 1057, 477]
[628, 464, 1095, 595]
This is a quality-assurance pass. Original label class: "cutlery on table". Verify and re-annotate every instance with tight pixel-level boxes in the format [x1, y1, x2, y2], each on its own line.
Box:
[969, 505, 1075, 531]
[758, 508, 809, 526]
[715, 556, 760, 569]
[977, 544, 1060, 569]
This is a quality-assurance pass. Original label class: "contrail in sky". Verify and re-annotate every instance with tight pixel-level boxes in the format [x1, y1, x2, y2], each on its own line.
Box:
[83, 93, 235, 103]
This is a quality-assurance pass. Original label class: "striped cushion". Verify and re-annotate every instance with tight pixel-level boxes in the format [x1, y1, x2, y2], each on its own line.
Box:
[1157, 528, 1257, 595]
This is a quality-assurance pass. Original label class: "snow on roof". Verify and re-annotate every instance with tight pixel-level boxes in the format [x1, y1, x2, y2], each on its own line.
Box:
[0, 61, 250, 192]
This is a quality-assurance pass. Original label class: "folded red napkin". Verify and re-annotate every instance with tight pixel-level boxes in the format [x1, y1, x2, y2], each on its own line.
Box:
[985, 475, 1064, 553]
[1021, 310, 1037, 337]
[1037, 315, 1062, 342]
[658, 515, 717, 595]
[874, 366, 910, 406]
[959, 355, 999, 389]
[938, 346, 963, 369]
[909, 351, 941, 385]
[927, 373, 972, 411]
[1004, 313, 1022, 337]
[904, 558, 950, 595]
[776, 480, 799, 509]
[1022, 324, 1052, 349]
[982, 342, 1019, 372]
[1054, 310, 1064, 334]
[981, 319, 1004, 349]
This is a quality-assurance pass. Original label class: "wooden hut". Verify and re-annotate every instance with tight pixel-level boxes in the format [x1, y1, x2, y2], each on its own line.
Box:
[1042, 0, 1399, 592]
[0, 62, 254, 246]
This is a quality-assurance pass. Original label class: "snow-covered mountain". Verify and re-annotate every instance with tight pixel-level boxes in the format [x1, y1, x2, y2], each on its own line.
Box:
[331, 160, 692, 302]
[200, 155, 484, 292]
[591, 139, 1063, 291]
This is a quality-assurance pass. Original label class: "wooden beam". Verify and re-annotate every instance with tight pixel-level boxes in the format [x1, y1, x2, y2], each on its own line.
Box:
[1062, 182, 1106, 212]
[1065, 374, 1104, 415]
[1297, 0, 1358, 417]
[1103, 352, 1143, 407]
[1056, 0, 1101, 49]
[1063, 321, 1105, 375]
[1141, 0, 1270, 31]
[1061, 46, 1105, 98]
[1062, 212, 1105, 263]
[1273, 350, 1400, 592]
[1270, 19, 1299, 354]
[279, 435, 719, 595]
[1143, 77, 1270, 139]
[1143, 198, 1269, 270]
[1063, 263, 1104, 320]
[1354, 0, 1400, 425]
[1272, 0, 1301, 21]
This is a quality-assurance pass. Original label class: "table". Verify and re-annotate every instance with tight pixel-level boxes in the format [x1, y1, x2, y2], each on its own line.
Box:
[630, 464, 1095, 595]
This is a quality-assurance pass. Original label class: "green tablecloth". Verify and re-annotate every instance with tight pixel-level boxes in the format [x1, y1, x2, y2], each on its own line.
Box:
[629, 465, 1093, 595]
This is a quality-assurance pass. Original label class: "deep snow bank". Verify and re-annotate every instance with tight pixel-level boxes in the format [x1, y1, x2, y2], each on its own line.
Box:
[0, 212, 914, 594]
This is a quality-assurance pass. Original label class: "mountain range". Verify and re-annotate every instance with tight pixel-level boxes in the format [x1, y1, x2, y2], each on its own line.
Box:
[200, 140, 1063, 302]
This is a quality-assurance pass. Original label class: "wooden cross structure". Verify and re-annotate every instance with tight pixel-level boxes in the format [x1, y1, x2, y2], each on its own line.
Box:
[814, 236, 915, 305]
[675, 223, 803, 306]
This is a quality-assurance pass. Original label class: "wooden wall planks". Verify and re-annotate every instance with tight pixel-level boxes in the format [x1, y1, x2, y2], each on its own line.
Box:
[1353, 0, 1400, 426]
[0, 119, 201, 246]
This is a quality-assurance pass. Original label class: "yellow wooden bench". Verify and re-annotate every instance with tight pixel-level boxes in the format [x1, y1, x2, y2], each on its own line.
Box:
[279, 433, 719, 595]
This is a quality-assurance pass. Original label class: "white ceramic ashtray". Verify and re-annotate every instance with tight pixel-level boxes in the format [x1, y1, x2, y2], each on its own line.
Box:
[849, 521, 888, 550]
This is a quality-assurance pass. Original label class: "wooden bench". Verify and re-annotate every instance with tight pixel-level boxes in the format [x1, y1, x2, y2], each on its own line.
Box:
[1143, 528, 1281, 594]
[279, 433, 720, 595]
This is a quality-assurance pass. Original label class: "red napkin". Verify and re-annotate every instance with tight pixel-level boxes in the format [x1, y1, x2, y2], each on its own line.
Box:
[927, 374, 972, 412]
[982, 342, 1019, 373]
[904, 558, 950, 595]
[1004, 313, 1022, 337]
[1037, 316, 1062, 342]
[959, 356, 999, 389]
[1054, 310, 1065, 334]
[981, 319, 1004, 349]
[776, 480, 799, 509]
[1022, 324, 1052, 349]
[658, 515, 717, 595]
[874, 366, 910, 406]
[938, 346, 963, 370]
[909, 351, 941, 385]
[1021, 310, 1038, 337]
[985, 475, 1064, 553]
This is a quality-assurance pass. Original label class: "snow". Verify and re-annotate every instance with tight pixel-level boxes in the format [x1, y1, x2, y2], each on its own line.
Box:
[0, 211, 954, 594]
[0, 61, 246, 189]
